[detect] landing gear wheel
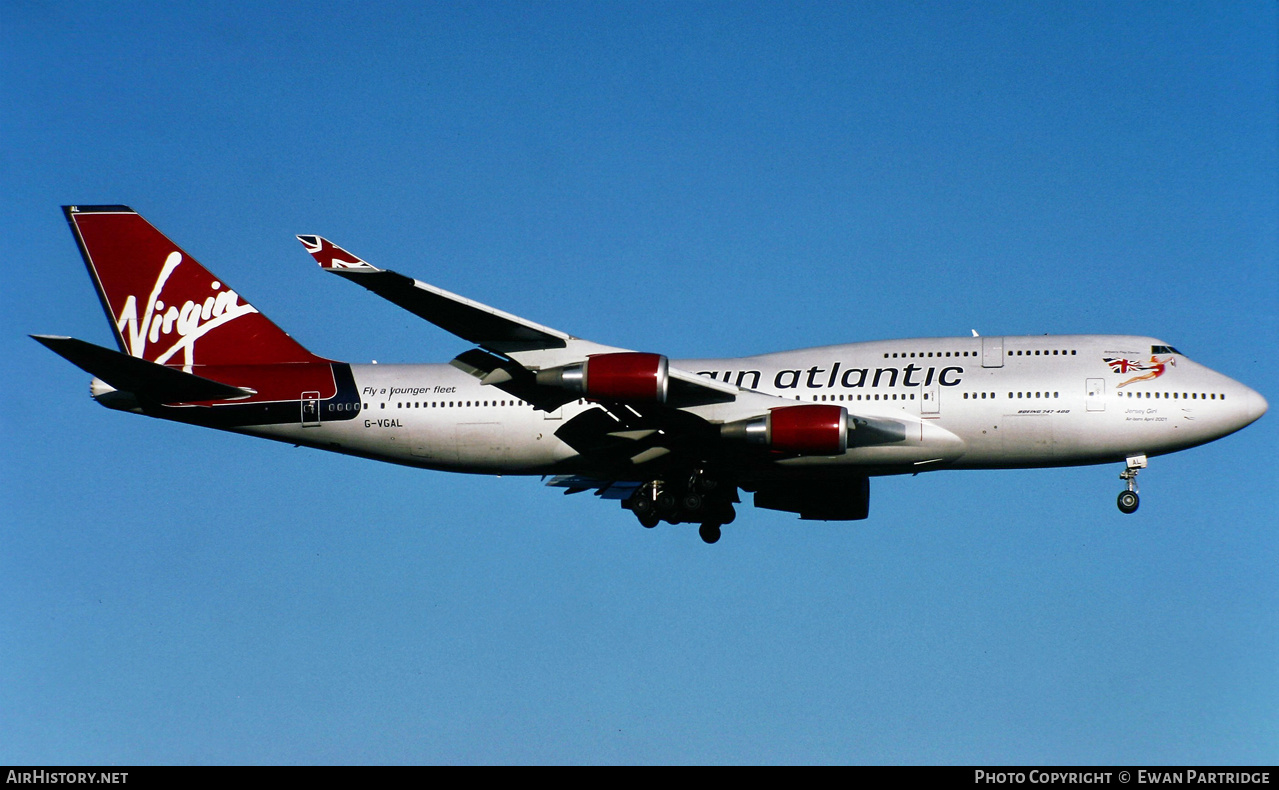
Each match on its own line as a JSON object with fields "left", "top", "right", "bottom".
{"left": 638, "top": 513, "right": 660, "bottom": 529}
{"left": 1117, "top": 454, "right": 1146, "bottom": 514}
{"left": 682, "top": 493, "right": 703, "bottom": 513}
{"left": 656, "top": 491, "right": 678, "bottom": 514}
{"left": 1117, "top": 490, "right": 1140, "bottom": 514}
{"left": 699, "top": 523, "right": 722, "bottom": 544}
{"left": 631, "top": 495, "right": 654, "bottom": 518}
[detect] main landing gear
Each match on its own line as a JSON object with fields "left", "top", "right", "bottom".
{"left": 626, "top": 472, "right": 737, "bottom": 544}
{"left": 1117, "top": 454, "right": 1147, "bottom": 514}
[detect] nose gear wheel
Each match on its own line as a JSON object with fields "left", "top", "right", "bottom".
{"left": 1116, "top": 454, "right": 1146, "bottom": 514}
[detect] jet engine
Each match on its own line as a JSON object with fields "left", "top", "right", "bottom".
{"left": 720, "top": 404, "right": 849, "bottom": 455}
{"left": 536, "top": 352, "right": 670, "bottom": 403}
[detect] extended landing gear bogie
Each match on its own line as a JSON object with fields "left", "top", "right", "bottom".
{"left": 625, "top": 473, "right": 737, "bottom": 543}
{"left": 1116, "top": 454, "right": 1147, "bottom": 515}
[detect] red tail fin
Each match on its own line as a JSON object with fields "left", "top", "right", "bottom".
{"left": 65, "top": 206, "right": 325, "bottom": 367}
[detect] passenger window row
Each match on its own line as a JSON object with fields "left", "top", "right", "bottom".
{"left": 811, "top": 393, "right": 915, "bottom": 402}
{"left": 364, "top": 399, "right": 535, "bottom": 410}
{"left": 883, "top": 351, "right": 975, "bottom": 359}
{"left": 1119, "top": 392, "right": 1223, "bottom": 400}
{"left": 879, "top": 348, "right": 1081, "bottom": 359}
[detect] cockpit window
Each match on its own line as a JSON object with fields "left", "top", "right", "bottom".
{"left": 1151, "top": 345, "right": 1181, "bottom": 355}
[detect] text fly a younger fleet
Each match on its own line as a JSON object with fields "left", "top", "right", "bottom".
{"left": 37, "top": 206, "right": 1267, "bottom": 543}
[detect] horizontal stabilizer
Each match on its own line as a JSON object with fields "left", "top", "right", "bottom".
{"left": 31, "top": 335, "right": 255, "bottom": 403}
{"left": 297, "top": 236, "right": 569, "bottom": 352}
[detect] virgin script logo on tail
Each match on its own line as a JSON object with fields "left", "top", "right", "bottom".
{"left": 114, "top": 251, "right": 258, "bottom": 368}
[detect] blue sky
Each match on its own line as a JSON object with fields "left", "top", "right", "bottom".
{"left": 2, "top": 1, "right": 1276, "bottom": 764}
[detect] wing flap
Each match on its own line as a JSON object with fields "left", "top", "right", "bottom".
{"left": 448, "top": 348, "right": 578, "bottom": 412}
{"left": 545, "top": 476, "right": 642, "bottom": 500}
{"left": 667, "top": 365, "right": 740, "bottom": 405}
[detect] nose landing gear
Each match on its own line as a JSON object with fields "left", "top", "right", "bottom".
{"left": 1117, "top": 489, "right": 1139, "bottom": 514}
{"left": 1117, "top": 454, "right": 1146, "bottom": 514}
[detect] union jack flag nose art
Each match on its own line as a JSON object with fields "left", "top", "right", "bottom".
{"left": 1105, "top": 357, "right": 1144, "bottom": 374}
{"left": 1107, "top": 355, "right": 1176, "bottom": 388}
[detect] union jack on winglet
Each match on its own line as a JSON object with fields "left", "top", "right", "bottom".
{"left": 296, "top": 235, "right": 377, "bottom": 271}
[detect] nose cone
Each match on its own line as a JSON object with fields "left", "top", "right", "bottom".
{"left": 1245, "top": 387, "right": 1268, "bottom": 426}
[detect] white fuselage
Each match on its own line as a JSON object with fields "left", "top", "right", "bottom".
{"left": 242, "top": 334, "right": 1266, "bottom": 480}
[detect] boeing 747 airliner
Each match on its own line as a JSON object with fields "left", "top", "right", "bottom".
{"left": 35, "top": 206, "right": 1267, "bottom": 543}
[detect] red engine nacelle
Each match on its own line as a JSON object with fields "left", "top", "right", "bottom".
{"left": 721, "top": 404, "right": 849, "bottom": 455}
{"left": 768, "top": 404, "right": 849, "bottom": 455}
{"left": 537, "top": 352, "right": 669, "bottom": 403}
{"left": 583, "top": 352, "right": 669, "bottom": 402}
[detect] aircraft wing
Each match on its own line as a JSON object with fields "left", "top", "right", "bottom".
{"left": 293, "top": 236, "right": 918, "bottom": 478}
{"left": 297, "top": 236, "right": 742, "bottom": 408}
{"left": 297, "top": 236, "right": 578, "bottom": 355}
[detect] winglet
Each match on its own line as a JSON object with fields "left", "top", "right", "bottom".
{"left": 297, "top": 236, "right": 378, "bottom": 271}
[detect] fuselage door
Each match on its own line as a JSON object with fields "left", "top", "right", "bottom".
{"left": 301, "top": 391, "right": 321, "bottom": 426}
{"left": 921, "top": 381, "right": 940, "bottom": 415}
{"left": 1086, "top": 379, "right": 1105, "bottom": 412}
{"left": 982, "top": 336, "right": 1004, "bottom": 368}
